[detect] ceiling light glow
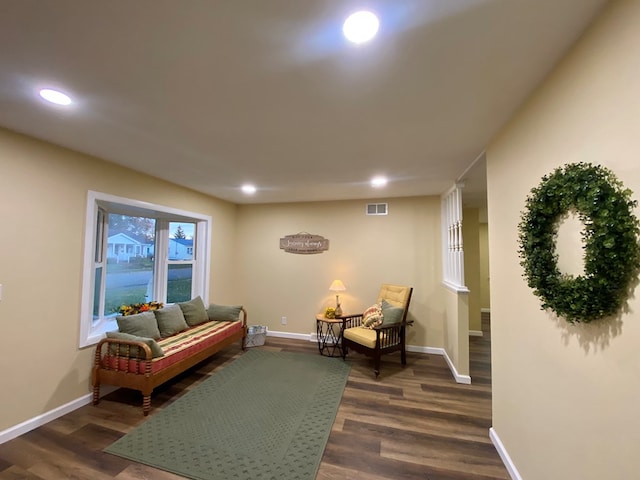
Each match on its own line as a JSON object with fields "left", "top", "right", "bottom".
{"left": 39, "top": 88, "right": 72, "bottom": 106}
{"left": 371, "top": 176, "right": 387, "bottom": 188}
{"left": 242, "top": 184, "right": 257, "bottom": 195}
{"left": 343, "top": 11, "right": 379, "bottom": 44}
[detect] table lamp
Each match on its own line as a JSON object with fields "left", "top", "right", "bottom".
{"left": 329, "top": 279, "right": 346, "bottom": 316}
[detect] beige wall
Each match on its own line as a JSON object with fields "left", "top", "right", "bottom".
{"left": 0, "top": 129, "right": 239, "bottom": 432}
{"left": 235, "top": 197, "right": 444, "bottom": 349}
{"left": 0, "top": 132, "right": 448, "bottom": 434}
{"left": 478, "top": 223, "right": 490, "bottom": 311}
{"left": 463, "top": 207, "right": 481, "bottom": 333}
{"left": 443, "top": 287, "right": 469, "bottom": 377}
{"left": 487, "top": 1, "right": 640, "bottom": 478}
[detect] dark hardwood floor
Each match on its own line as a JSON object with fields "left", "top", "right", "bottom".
{"left": 0, "top": 313, "right": 507, "bottom": 479}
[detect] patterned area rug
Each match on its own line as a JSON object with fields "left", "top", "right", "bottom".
{"left": 105, "top": 349, "right": 350, "bottom": 480}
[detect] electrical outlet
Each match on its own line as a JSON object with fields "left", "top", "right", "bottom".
{"left": 281, "top": 316, "right": 287, "bottom": 325}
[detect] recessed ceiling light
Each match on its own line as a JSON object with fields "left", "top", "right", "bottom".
{"left": 343, "top": 11, "right": 379, "bottom": 44}
{"left": 39, "top": 88, "right": 72, "bottom": 106}
{"left": 371, "top": 176, "right": 388, "bottom": 188}
{"left": 242, "top": 184, "right": 257, "bottom": 195}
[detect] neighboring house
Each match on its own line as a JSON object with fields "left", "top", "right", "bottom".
{"left": 168, "top": 238, "right": 194, "bottom": 261}
{"left": 107, "top": 232, "right": 153, "bottom": 262}
{"left": 107, "top": 233, "right": 192, "bottom": 262}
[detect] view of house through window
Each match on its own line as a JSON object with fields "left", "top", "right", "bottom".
{"left": 104, "top": 214, "right": 156, "bottom": 314}
{"left": 167, "top": 221, "right": 195, "bottom": 303}
{"left": 99, "top": 216, "right": 198, "bottom": 315}
{"left": 80, "top": 191, "right": 211, "bottom": 347}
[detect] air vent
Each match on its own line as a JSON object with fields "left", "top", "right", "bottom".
{"left": 366, "top": 203, "right": 388, "bottom": 215}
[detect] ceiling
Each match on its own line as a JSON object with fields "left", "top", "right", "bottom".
{"left": 0, "top": 0, "right": 608, "bottom": 205}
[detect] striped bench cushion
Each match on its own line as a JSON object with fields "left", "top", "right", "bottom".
{"left": 104, "top": 320, "right": 243, "bottom": 374}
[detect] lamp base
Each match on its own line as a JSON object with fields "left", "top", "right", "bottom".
{"left": 335, "top": 304, "right": 342, "bottom": 317}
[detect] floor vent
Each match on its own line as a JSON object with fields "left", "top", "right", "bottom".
{"left": 366, "top": 203, "right": 388, "bottom": 215}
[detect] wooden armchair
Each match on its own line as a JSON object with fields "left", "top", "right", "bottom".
{"left": 341, "top": 284, "right": 413, "bottom": 377}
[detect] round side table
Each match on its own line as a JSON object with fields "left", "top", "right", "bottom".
{"left": 315, "top": 314, "right": 344, "bottom": 357}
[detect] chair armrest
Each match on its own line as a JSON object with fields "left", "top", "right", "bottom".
{"left": 372, "top": 323, "right": 403, "bottom": 332}
{"left": 371, "top": 322, "right": 407, "bottom": 348}
{"left": 340, "top": 313, "right": 364, "bottom": 329}
{"left": 372, "top": 317, "right": 414, "bottom": 331}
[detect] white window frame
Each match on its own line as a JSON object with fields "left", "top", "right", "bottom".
{"left": 79, "top": 191, "right": 211, "bottom": 348}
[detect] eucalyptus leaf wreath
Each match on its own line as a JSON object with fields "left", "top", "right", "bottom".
{"left": 517, "top": 162, "right": 640, "bottom": 323}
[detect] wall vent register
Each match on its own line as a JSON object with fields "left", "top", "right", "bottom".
{"left": 366, "top": 203, "right": 388, "bottom": 215}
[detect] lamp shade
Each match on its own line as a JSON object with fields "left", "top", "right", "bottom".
{"left": 329, "top": 279, "right": 346, "bottom": 292}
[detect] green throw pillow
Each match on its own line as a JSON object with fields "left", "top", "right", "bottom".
{"left": 106, "top": 331, "right": 164, "bottom": 358}
{"left": 381, "top": 299, "right": 404, "bottom": 325}
{"left": 207, "top": 304, "right": 243, "bottom": 322}
{"left": 116, "top": 311, "right": 161, "bottom": 339}
{"left": 154, "top": 304, "right": 189, "bottom": 337}
{"left": 178, "top": 296, "right": 209, "bottom": 326}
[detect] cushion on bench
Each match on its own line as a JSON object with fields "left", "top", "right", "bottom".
{"left": 103, "top": 320, "right": 243, "bottom": 374}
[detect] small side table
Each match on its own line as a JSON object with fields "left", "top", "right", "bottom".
{"left": 316, "top": 314, "right": 345, "bottom": 357}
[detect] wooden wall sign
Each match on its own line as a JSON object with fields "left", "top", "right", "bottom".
{"left": 279, "top": 233, "right": 329, "bottom": 254}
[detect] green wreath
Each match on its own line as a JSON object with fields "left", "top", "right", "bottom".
{"left": 518, "top": 162, "right": 640, "bottom": 323}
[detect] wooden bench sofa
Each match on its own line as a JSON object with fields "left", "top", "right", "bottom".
{"left": 92, "top": 297, "right": 247, "bottom": 415}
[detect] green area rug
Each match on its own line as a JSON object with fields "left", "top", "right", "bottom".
{"left": 105, "top": 349, "right": 350, "bottom": 480}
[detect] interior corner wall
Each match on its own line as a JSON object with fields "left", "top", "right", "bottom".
{"left": 0, "top": 128, "right": 238, "bottom": 433}
{"left": 462, "top": 207, "right": 481, "bottom": 333}
{"left": 486, "top": 1, "right": 640, "bottom": 478}
{"left": 234, "top": 197, "right": 444, "bottom": 350}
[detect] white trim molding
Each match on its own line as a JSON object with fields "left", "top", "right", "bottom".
{"left": 2, "top": 336, "right": 473, "bottom": 446}
{"left": 267, "top": 330, "right": 311, "bottom": 342}
{"left": 270, "top": 331, "right": 471, "bottom": 384}
{"left": 469, "top": 330, "right": 484, "bottom": 337}
{"left": 0, "top": 386, "right": 117, "bottom": 445}
{"left": 481, "top": 308, "right": 491, "bottom": 314}
{"left": 441, "top": 280, "right": 470, "bottom": 294}
{"left": 406, "top": 345, "right": 471, "bottom": 384}
{"left": 489, "top": 427, "right": 522, "bottom": 480}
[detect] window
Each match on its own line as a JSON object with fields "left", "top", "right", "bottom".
{"left": 80, "top": 191, "right": 211, "bottom": 347}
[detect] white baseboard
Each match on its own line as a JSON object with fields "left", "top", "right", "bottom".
{"left": 0, "top": 386, "right": 118, "bottom": 445}
{"left": 406, "top": 344, "right": 447, "bottom": 355}
{"left": 406, "top": 345, "right": 471, "bottom": 384}
{"left": 270, "top": 331, "right": 471, "bottom": 384}
{"left": 469, "top": 330, "right": 484, "bottom": 337}
{"left": 1, "top": 332, "right": 472, "bottom": 445}
{"left": 266, "top": 330, "right": 312, "bottom": 341}
{"left": 489, "top": 427, "right": 522, "bottom": 480}
{"left": 441, "top": 348, "right": 472, "bottom": 384}
{"left": 481, "top": 308, "right": 491, "bottom": 313}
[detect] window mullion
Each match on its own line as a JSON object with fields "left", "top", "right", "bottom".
{"left": 195, "top": 220, "right": 209, "bottom": 303}
{"left": 98, "top": 208, "right": 108, "bottom": 319}
{"left": 155, "top": 220, "right": 169, "bottom": 303}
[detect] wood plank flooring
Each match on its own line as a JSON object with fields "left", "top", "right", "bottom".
{"left": 0, "top": 313, "right": 508, "bottom": 479}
